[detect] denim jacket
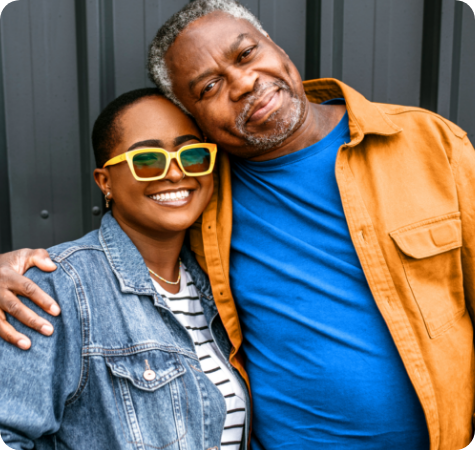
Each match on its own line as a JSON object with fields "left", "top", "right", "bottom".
{"left": 0, "top": 212, "right": 250, "bottom": 450}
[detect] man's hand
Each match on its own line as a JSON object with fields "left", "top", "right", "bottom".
{"left": 0, "top": 249, "right": 60, "bottom": 350}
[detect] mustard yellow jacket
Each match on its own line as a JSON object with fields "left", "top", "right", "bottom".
{"left": 190, "top": 78, "right": 475, "bottom": 450}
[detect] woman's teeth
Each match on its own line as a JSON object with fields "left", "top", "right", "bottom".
{"left": 150, "top": 190, "right": 190, "bottom": 202}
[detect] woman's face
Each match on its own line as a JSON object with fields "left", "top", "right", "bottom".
{"left": 94, "top": 96, "right": 214, "bottom": 236}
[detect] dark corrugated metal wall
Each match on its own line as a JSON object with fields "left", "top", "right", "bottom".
{"left": 0, "top": 0, "right": 474, "bottom": 252}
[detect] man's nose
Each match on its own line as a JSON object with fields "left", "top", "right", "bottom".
{"left": 165, "top": 159, "right": 185, "bottom": 182}
{"left": 229, "top": 68, "right": 259, "bottom": 102}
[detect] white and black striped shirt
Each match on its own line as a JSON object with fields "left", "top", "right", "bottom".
{"left": 152, "top": 265, "right": 246, "bottom": 449}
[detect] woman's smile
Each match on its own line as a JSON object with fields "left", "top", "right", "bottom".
{"left": 148, "top": 188, "right": 194, "bottom": 207}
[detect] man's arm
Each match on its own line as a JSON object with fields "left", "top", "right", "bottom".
{"left": 0, "top": 249, "right": 61, "bottom": 349}
{"left": 453, "top": 135, "right": 475, "bottom": 425}
{"left": 453, "top": 135, "right": 475, "bottom": 318}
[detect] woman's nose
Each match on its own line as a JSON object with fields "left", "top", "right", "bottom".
{"left": 165, "top": 159, "right": 185, "bottom": 182}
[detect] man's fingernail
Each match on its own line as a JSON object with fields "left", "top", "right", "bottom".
{"left": 50, "top": 304, "right": 61, "bottom": 315}
{"left": 40, "top": 324, "right": 54, "bottom": 335}
{"left": 18, "top": 339, "right": 31, "bottom": 350}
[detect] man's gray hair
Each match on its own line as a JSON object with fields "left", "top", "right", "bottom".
{"left": 148, "top": 0, "right": 265, "bottom": 113}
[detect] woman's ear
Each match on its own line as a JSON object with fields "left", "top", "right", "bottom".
{"left": 93, "top": 168, "right": 112, "bottom": 197}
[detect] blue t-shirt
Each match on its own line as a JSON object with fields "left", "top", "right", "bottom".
{"left": 229, "top": 101, "right": 429, "bottom": 449}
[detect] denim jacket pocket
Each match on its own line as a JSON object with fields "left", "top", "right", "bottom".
{"left": 106, "top": 349, "right": 189, "bottom": 450}
{"left": 390, "top": 212, "right": 465, "bottom": 338}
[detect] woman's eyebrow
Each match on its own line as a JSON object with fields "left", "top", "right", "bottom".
{"left": 173, "top": 134, "right": 201, "bottom": 146}
{"left": 128, "top": 139, "right": 164, "bottom": 151}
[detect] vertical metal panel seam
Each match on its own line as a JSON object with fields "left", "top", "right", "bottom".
{"left": 449, "top": 2, "right": 463, "bottom": 123}
{"left": 305, "top": 0, "right": 321, "bottom": 80}
{"left": 143, "top": 0, "right": 147, "bottom": 86}
{"left": 0, "top": 29, "right": 12, "bottom": 253}
{"left": 420, "top": 0, "right": 443, "bottom": 111}
{"left": 99, "top": 0, "right": 116, "bottom": 110}
{"left": 332, "top": 0, "right": 343, "bottom": 80}
{"left": 75, "top": 0, "right": 94, "bottom": 235}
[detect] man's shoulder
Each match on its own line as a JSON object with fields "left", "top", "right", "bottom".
{"left": 375, "top": 102, "right": 467, "bottom": 140}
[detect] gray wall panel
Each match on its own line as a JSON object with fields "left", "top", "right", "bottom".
{"left": 437, "top": 0, "right": 456, "bottom": 118}
{"left": 3, "top": 0, "right": 83, "bottom": 249}
{"left": 0, "top": 0, "right": 474, "bottom": 250}
{"left": 384, "top": 0, "right": 424, "bottom": 105}
{"left": 240, "top": 0, "right": 259, "bottom": 17}
{"left": 259, "top": 0, "right": 307, "bottom": 76}
{"left": 455, "top": 3, "right": 475, "bottom": 143}
{"left": 113, "top": 0, "right": 190, "bottom": 96}
{"left": 113, "top": 0, "right": 149, "bottom": 95}
{"left": 320, "top": 0, "right": 424, "bottom": 106}
{"left": 319, "top": 0, "right": 336, "bottom": 79}
{"left": 0, "top": 29, "right": 11, "bottom": 253}
{"left": 342, "top": 0, "right": 375, "bottom": 99}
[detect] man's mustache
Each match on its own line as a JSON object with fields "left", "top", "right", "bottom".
{"left": 236, "top": 80, "right": 291, "bottom": 131}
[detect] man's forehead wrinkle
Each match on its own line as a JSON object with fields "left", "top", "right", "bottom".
{"left": 189, "top": 68, "right": 216, "bottom": 93}
{"left": 225, "top": 33, "right": 251, "bottom": 59}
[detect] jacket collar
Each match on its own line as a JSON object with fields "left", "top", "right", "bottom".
{"left": 99, "top": 212, "right": 156, "bottom": 296}
{"left": 99, "top": 212, "right": 217, "bottom": 317}
{"left": 303, "top": 78, "right": 402, "bottom": 146}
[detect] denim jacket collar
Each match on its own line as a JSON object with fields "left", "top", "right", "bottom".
{"left": 99, "top": 212, "right": 217, "bottom": 319}
{"left": 99, "top": 212, "right": 156, "bottom": 296}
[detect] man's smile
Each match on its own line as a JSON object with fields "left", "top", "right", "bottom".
{"left": 247, "top": 89, "right": 283, "bottom": 124}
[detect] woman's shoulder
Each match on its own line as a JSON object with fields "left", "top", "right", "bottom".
{"left": 47, "top": 229, "right": 104, "bottom": 264}
{"left": 25, "top": 229, "right": 106, "bottom": 293}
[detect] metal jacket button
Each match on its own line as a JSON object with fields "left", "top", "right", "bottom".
{"left": 143, "top": 369, "right": 156, "bottom": 381}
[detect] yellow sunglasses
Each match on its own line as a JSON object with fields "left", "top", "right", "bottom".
{"left": 103, "top": 143, "right": 217, "bottom": 181}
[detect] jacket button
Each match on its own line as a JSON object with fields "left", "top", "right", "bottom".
{"left": 143, "top": 369, "right": 156, "bottom": 381}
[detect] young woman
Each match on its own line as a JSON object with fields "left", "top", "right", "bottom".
{"left": 0, "top": 88, "right": 249, "bottom": 450}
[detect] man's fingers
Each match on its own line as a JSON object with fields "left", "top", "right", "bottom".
{"left": 30, "top": 249, "right": 57, "bottom": 272}
{"left": 0, "top": 309, "right": 31, "bottom": 350}
{"left": 1, "top": 248, "right": 57, "bottom": 274}
{"left": 0, "top": 290, "right": 54, "bottom": 336}
{"left": 0, "top": 266, "right": 60, "bottom": 316}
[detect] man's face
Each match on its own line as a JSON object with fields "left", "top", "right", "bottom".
{"left": 164, "top": 12, "right": 307, "bottom": 159}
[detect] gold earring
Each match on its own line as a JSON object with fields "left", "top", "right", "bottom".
{"left": 105, "top": 192, "right": 111, "bottom": 208}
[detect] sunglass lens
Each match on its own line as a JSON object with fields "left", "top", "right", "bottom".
{"left": 180, "top": 148, "right": 211, "bottom": 174}
{"left": 132, "top": 152, "right": 167, "bottom": 178}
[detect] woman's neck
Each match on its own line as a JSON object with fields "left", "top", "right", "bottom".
{"left": 114, "top": 216, "right": 185, "bottom": 294}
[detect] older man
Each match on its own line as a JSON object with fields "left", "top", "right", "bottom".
{"left": 0, "top": 1, "right": 474, "bottom": 448}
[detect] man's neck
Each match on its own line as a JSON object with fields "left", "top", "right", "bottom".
{"left": 250, "top": 101, "right": 347, "bottom": 162}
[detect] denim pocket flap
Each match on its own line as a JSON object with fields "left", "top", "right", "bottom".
{"left": 106, "top": 350, "right": 186, "bottom": 391}
{"left": 389, "top": 213, "right": 462, "bottom": 259}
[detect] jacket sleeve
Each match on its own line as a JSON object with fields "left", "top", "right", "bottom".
{"left": 0, "top": 264, "right": 83, "bottom": 449}
{"left": 453, "top": 135, "right": 475, "bottom": 423}
{"left": 453, "top": 135, "right": 475, "bottom": 320}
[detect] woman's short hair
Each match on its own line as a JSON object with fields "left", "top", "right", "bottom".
{"left": 92, "top": 88, "right": 164, "bottom": 168}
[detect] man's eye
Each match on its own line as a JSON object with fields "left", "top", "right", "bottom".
{"left": 240, "top": 48, "right": 253, "bottom": 60}
{"left": 204, "top": 81, "right": 216, "bottom": 93}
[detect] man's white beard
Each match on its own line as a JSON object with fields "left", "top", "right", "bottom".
{"left": 235, "top": 81, "right": 306, "bottom": 152}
